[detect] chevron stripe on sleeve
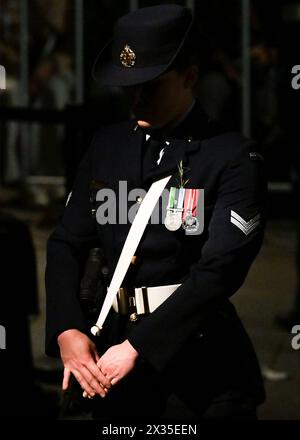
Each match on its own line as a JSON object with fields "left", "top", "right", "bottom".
{"left": 230, "top": 210, "right": 261, "bottom": 236}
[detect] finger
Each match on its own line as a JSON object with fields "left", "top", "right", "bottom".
{"left": 87, "top": 361, "right": 112, "bottom": 389}
{"left": 82, "top": 390, "right": 94, "bottom": 399}
{"left": 110, "top": 377, "right": 119, "bottom": 386}
{"left": 97, "top": 359, "right": 111, "bottom": 378}
{"left": 62, "top": 367, "right": 71, "bottom": 390}
{"left": 80, "top": 365, "right": 108, "bottom": 397}
{"left": 96, "top": 360, "right": 112, "bottom": 385}
{"left": 72, "top": 369, "right": 98, "bottom": 398}
{"left": 96, "top": 358, "right": 102, "bottom": 369}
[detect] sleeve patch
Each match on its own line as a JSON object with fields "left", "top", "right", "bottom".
{"left": 230, "top": 210, "right": 260, "bottom": 235}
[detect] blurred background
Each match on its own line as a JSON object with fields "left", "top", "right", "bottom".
{"left": 0, "top": 0, "right": 299, "bottom": 419}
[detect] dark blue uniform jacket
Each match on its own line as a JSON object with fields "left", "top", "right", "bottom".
{"left": 46, "top": 101, "right": 266, "bottom": 404}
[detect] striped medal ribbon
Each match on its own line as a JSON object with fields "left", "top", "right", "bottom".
{"left": 164, "top": 186, "right": 185, "bottom": 231}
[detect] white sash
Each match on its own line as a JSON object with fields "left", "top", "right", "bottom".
{"left": 91, "top": 174, "right": 172, "bottom": 336}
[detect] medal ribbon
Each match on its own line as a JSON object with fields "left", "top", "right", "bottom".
{"left": 183, "top": 189, "right": 199, "bottom": 219}
{"left": 167, "top": 187, "right": 176, "bottom": 210}
{"left": 167, "top": 187, "right": 185, "bottom": 211}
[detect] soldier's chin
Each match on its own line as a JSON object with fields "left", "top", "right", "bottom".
{"left": 133, "top": 111, "right": 159, "bottom": 128}
{"left": 136, "top": 115, "right": 161, "bottom": 129}
{"left": 137, "top": 120, "right": 152, "bottom": 128}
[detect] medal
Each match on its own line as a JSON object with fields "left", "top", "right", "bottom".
{"left": 164, "top": 187, "right": 185, "bottom": 231}
{"left": 183, "top": 210, "right": 200, "bottom": 232}
{"left": 182, "top": 189, "right": 200, "bottom": 232}
{"left": 165, "top": 210, "right": 182, "bottom": 231}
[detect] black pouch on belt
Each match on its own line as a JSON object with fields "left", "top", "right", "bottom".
{"left": 78, "top": 247, "right": 109, "bottom": 323}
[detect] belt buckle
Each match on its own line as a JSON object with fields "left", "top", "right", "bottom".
{"left": 117, "top": 287, "right": 138, "bottom": 322}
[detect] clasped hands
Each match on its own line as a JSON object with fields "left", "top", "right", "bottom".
{"left": 58, "top": 329, "right": 139, "bottom": 399}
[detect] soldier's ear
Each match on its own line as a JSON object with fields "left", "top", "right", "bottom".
{"left": 184, "top": 65, "right": 199, "bottom": 90}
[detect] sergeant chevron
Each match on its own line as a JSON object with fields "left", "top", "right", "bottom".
{"left": 230, "top": 210, "right": 260, "bottom": 235}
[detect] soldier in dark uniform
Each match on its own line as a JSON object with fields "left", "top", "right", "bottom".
{"left": 46, "top": 5, "right": 266, "bottom": 420}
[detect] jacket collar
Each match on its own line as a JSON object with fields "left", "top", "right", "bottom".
{"left": 135, "top": 100, "right": 210, "bottom": 184}
{"left": 141, "top": 137, "right": 196, "bottom": 183}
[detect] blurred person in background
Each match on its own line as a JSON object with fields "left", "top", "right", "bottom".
{"left": 0, "top": 212, "right": 58, "bottom": 418}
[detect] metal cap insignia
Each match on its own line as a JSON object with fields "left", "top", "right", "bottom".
{"left": 120, "top": 44, "right": 136, "bottom": 68}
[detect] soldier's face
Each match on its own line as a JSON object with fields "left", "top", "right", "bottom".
{"left": 125, "top": 67, "right": 197, "bottom": 129}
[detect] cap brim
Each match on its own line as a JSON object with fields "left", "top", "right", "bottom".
{"left": 92, "top": 40, "right": 171, "bottom": 87}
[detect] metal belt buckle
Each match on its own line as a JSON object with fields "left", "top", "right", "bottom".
{"left": 116, "top": 287, "right": 138, "bottom": 321}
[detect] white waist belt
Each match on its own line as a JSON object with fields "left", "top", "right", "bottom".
{"left": 112, "top": 283, "right": 181, "bottom": 317}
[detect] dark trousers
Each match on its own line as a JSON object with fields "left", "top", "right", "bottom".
{"left": 92, "top": 354, "right": 257, "bottom": 421}
{"left": 92, "top": 315, "right": 259, "bottom": 421}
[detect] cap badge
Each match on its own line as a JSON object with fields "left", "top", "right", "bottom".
{"left": 120, "top": 44, "right": 136, "bottom": 68}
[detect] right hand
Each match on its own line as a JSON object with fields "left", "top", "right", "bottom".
{"left": 57, "top": 329, "right": 112, "bottom": 398}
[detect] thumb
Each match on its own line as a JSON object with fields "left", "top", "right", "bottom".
{"left": 62, "top": 367, "right": 71, "bottom": 390}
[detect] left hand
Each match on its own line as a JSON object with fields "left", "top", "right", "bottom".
{"left": 97, "top": 339, "right": 139, "bottom": 386}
